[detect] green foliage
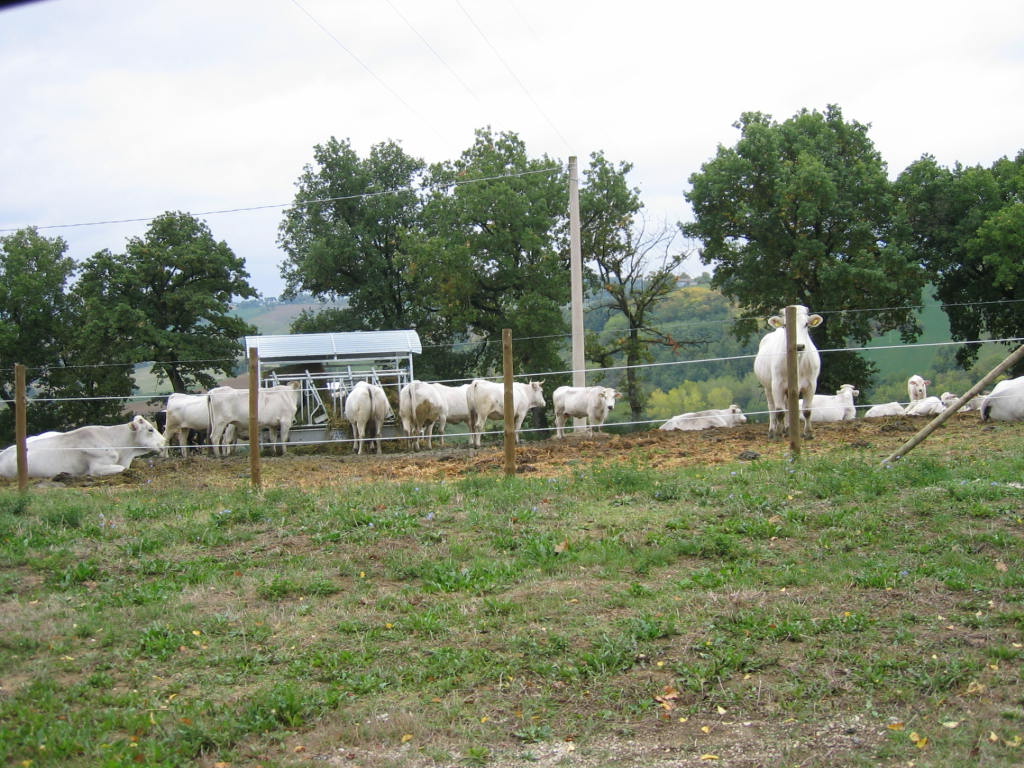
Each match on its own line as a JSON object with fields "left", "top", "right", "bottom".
{"left": 74, "top": 212, "right": 257, "bottom": 394}
{"left": 683, "top": 104, "right": 927, "bottom": 392}
{"left": 896, "top": 150, "right": 1024, "bottom": 371}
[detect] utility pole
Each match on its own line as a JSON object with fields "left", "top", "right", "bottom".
{"left": 568, "top": 156, "right": 586, "bottom": 428}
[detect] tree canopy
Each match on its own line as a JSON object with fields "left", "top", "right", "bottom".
{"left": 682, "top": 105, "right": 927, "bottom": 392}
{"left": 896, "top": 150, "right": 1024, "bottom": 370}
{"left": 76, "top": 211, "right": 257, "bottom": 393}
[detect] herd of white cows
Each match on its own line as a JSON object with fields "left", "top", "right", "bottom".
{"left": 3, "top": 306, "right": 1024, "bottom": 478}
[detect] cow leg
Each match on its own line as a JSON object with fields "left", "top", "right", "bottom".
{"left": 764, "top": 387, "right": 780, "bottom": 439}
{"left": 554, "top": 410, "right": 566, "bottom": 439}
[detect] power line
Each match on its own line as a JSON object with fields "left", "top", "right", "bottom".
{"left": 0, "top": 167, "right": 562, "bottom": 233}
{"left": 383, "top": 0, "right": 480, "bottom": 102}
{"left": 454, "top": 0, "right": 573, "bottom": 153}
{"left": 289, "top": 0, "right": 445, "bottom": 142}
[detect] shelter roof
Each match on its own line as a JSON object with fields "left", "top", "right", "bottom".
{"left": 243, "top": 330, "right": 422, "bottom": 364}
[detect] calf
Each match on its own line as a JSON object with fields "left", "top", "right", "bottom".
{"left": 804, "top": 384, "right": 859, "bottom": 422}
{"left": 863, "top": 402, "right": 906, "bottom": 418}
{"left": 752, "top": 305, "right": 823, "bottom": 439}
{"left": 907, "top": 375, "right": 931, "bottom": 403}
{"left": 904, "top": 395, "right": 945, "bottom": 416}
{"left": 0, "top": 415, "right": 165, "bottom": 478}
{"left": 552, "top": 386, "right": 620, "bottom": 438}
{"left": 659, "top": 405, "right": 747, "bottom": 432}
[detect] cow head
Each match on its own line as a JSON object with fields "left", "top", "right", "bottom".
{"left": 130, "top": 415, "right": 167, "bottom": 453}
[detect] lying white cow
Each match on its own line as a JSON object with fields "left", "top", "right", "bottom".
{"left": 981, "top": 376, "right": 1024, "bottom": 421}
{"left": 399, "top": 380, "right": 447, "bottom": 451}
{"left": 904, "top": 395, "right": 945, "bottom": 416}
{"left": 465, "top": 379, "right": 546, "bottom": 448}
{"left": 804, "top": 384, "right": 859, "bottom": 423}
{"left": 907, "top": 375, "right": 931, "bottom": 403}
{"left": 753, "top": 305, "right": 823, "bottom": 439}
{"left": 659, "top": 405, "right": 747, "bottom": 431}
{"left": 163, "top": 392, "right": 210, "bottom": 456}
{"left": 0, "top": 415, "right": 165, "bottom": 479}
{"left": 345, "top": 380, "right": 392, "bottom": 454}
{"left": 207, "top": 382, "right": 301, "bottom": 456}
{"left": 940, "top": 391, "right": 981, "bottom": 413}
{"left": 553, "top": 386, "right": 620, "bottom": 438}
{"left": 863, "top": 402, "right": 906, "bottom": 418}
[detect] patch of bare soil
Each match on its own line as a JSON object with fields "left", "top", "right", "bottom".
{"left": 9, "top": 412, "right": 1010, "bottom": 493}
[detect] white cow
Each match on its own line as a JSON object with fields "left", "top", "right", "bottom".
{"left": 981, "top": 376, "right": 1024, "bottom": 421}
{"left": 659, "top": 405, "right": 747, "bottom": 431}
{"left": 398, "top": 380, "right": 447, "bottom": 451}
{"left": 863, "top": 402, "right": 906, "bottom": 418}
{"left": 430, "top": 382, "right": 473, "bottom": 444}
{"left": 207, "top": 382, "right": 301, "bottom": 456}
{"left": 904, "top": 395, "right": 945, "bottom": 416}
{"left": 465, "top": 379, "right": 546, "bottom": 448}
{"left": 344, "top": 380, "right": 392, "bottom": 455}
{"left": 753, "top": 305, "right": 823, "bottom": 439}
{"left": 907, "top": 375, "right": 931, "bottom": 403}
{"left": 552, "top": 386, "right": 620, "bottom": 438}
{"left": 804, "top": 384, "right": 859, "bottom": 423}
{"left": 940, "top": 391, "right": 981, "bottom": 413}
{"left": 0, "top": 415, "right": 165, "bottom": 479}
{"left": 163, "top": 392, "right": 210, "bottom": 456}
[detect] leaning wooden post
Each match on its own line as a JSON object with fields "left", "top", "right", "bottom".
{"left": 883, "top": 343, "right": 1024, "bottom": 465}
{"left": 248, "top": 347, "right": 262, "bottom": 490}
{"left": 502, "top": 329, "right": 516, "bottom": 476}
{"left": 785, "top": 305, "right": 802, "bottom": 457}
{"left": 14, "top": 364, "right": 28, "bottom": 493}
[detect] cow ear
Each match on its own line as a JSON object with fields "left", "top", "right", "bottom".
{"left": 130, "top": 417, "right": 140, "bottom": 431}
{"left": 808, "top": 314, "right": 823, "bottom": 327}
{"left": 767, "top": 315, "right": 784, "bottom": 329}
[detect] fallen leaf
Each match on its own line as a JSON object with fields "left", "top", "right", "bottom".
{"left": 554, "top": 539, "right": 569, "bottom": 554}
{"left": 941, "top": 721, "right": 959, "bottom": 728}
{"left": 701, "top": 725, "right": 711, "bottom": 734}
{"left": 401, "top": 734, "right": 413, "bottom": 743}
{"left": 887, "top": 722, "right": 906, "bottom": 731}
{"left": 700, "top": 755, "right": 719, "bottom": 760}
{"left": 989, "top": 732, "right": 1000, "bottom": 743}
{"left": 996, "top": 560, "right": 1008, "bottom": 572}
{"left": 716, "top": 706, "right": 727, "bottom": 715}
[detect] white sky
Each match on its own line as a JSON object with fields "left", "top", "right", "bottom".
{"left": 2, "top": 0, "right": 1022, "bottom": 298}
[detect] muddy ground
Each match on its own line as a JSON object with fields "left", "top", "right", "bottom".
{"left": 18, "top": 412, "right": 1015, "bottom": 492}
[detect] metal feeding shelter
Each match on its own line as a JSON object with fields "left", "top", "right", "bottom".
{"left": 243, "top": 330, "right": 422, "bottom": 442}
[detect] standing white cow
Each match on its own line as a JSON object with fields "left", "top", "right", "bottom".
{"left": 659, "top": 405, "right": 747, "bottom": 431}
{"left": 345, "top": 380, "right": 392, "bottom": 454}
{"left": 0, "top": 415, "right": 165, "bottom": 479}
{"left": 907, "top": 375, "right": 931, "bottom": 403}
{"left": 431, "top": 382, "right": 473, "bottom": 444}
{"left": 398, "top": 380, "right": 447, "bottom": 451}
{"left": 804, "top": 384, "right": 859, "bottom": 423}
{"left": 552, "top": 386, "right": 620, "bottom": 438}
{"left": 753, "top": 305, "right": 823, "bottom": 439}
{"left": 163, "top": 392, "right": 210, "bottom": 456}
{"left": 465, "top": 379, "right": 546, "bottom": 448}
{"left": 981, "top": 376, "right": 1024, "bottom": 421}
{"left": 207, "top": 382, "right": 301, "bottom": 456}
{"left": 864, "top": 402, "right": 906, "bottom": 418}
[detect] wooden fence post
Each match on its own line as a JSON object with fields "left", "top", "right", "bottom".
{"left": 785, "top": 305, "right": 801, "bottom": 457}
{"left": 248, "top": 347, "right": 262, "bottom": 490}
{"left": 502, "top": 329, "right": 516, "bottom": 476}
{"left": 15, "top": 364, "right": 28, "bottom": 492}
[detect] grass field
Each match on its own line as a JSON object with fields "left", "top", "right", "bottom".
{"left": 1, "top": 424, "right": 1023, "bottom": 767}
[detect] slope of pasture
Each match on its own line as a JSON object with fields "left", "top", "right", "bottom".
{"left": 1, "top": 414, "right": 1023, "bottom": 768}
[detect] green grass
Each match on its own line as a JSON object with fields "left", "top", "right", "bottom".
{"left": 2, "top": 436, "right": 1024, "bottom": 767}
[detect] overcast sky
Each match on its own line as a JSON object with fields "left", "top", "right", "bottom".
{"left": 2, "top": 0, "right": 1022, "bottom": 298}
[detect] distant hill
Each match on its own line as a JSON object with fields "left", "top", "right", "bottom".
{"left": 230, "top": 296, "right": 347, "bottom": 335}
